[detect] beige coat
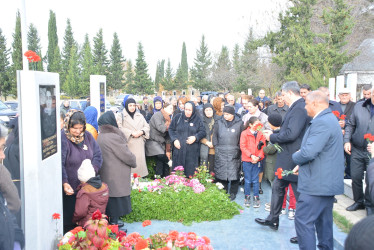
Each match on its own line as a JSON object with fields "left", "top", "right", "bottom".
{"left": 117, "top": 109, "right": 150, "bottom": 177}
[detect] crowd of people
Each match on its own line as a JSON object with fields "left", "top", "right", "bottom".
{"left": 1, "top": 80, "right": 374, "bottom": 249}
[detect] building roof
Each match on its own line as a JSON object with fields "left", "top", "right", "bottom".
{"left": 340, "top": 39, "right": 374, "bottom": 73}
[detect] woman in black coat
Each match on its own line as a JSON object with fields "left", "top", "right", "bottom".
{"left": 169, "top": 101, "right": 206, "bottom": 177}
{"left": 213, "top": 105, "right": 243, "bottom": 201}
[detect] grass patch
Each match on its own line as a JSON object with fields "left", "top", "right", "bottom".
{"left": 333, "top": 211, "right": 354, "bottom": 233}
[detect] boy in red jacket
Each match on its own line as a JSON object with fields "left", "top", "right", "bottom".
{"left": 240, "top": 117, "right": 266, "bottom": 208}
{"left": 73, "top": 159, "right": 109, "bottom": 227}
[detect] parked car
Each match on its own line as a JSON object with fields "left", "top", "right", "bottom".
{"left": 4, "top": 101, "right": 18, "bottom": 111}
{"left": 0, "top": 100, "right": 18, "bottom": 127}
{"left": 61, "top": 99, "right": 87, "bottom": 111}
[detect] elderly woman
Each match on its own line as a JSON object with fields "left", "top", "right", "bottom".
{"left": 97, "top": 111, "right": 136, "bottom": 228}
{"left": 200, "top": 103, "right": 218, "bottom": 174}
{"left": 169, "top": 101, "right": 206, "bottom": 177}
{"left": 61, "top": 110, "right": 102, "bottom": 233}
{"left": 146, "top": 96, "right": 163, "bottom": 123}
{"left": 84, "top": 106, "right": 99, "bottom": 140}
{"left": 146, "top": 103, "right": 174, "bottom": 177}
{"left": 118, "top": 97, "right": 150, "bottom": 177}
{"left": 213, "top": 105, "right": 244, "bottom": 201}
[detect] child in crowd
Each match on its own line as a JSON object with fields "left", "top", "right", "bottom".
{"left": 240, "top": 116, "right": 266, "bottom": 208}
{"left": 73, "top": 159, "right": 109, "bottom": 227}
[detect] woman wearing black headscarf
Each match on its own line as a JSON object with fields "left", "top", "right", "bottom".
{"left": 97, "top": 111, "right": 136, "bottom": 228}
{"left": 169, "top": 101, "right": 206, "bottom": 177}
{"left": 199, "top": 103, "right": 218, "bottom": 174}
{"left": 117, "top": 98, "right": 150, "bottom": 177}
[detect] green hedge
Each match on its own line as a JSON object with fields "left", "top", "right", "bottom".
{"left": 122, "top": 186, "right": 242, "bottom": 225}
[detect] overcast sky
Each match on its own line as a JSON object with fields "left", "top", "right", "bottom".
{"left": 0, "top": 0, "right": 288, "bottom": 77}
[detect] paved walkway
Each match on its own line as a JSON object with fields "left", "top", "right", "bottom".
{"left": 124, "top": 181, "right": 347, "bottom": 250}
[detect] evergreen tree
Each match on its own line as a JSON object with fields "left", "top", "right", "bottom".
{"left": 180, "top": 42, "right": 188, "bottom": 83}
{"left": 162, "top": 59, "right": 174, "bottom": 92}
{"left": 211, "top": 46, "right": 234, "bottom": 91}
{"left": 80, "top": 34, "right": 93, "bottom": 96}
{"left": 190, "top": 35, "right": 211, "bottom": 91}
{"left": 266, "top": 0, "right": 354, "bottom": 87}
{"left": 27, "top": 23, "right": 43, "bottom": 71}
{"left": 47, "top": 10, "right": 60, "bottom": 72}
{"left": 234, "top": 29, "right": 260, "bottom": 92}
{"left": 61, "top": 19, "right": 76, "bottom": 83}
{"left": 64, "top": 46, "right": 80, "bottom": 97}
{"left": 92, "top": 28, "right": 109, "bottom": 75}
{"left": 108, "top": 32, "right": 125, "bottom": 91}
{"left": 0, "top": 29, "right": 11, "bottom": 98}
{"left": 154, "top": 59, "right": 165, "bottom": 92}
{"left": 8, "top": 11, "right": 22, "bottom": 98}
{"left": 134, "top": 42, "right": 153, "bottom": 94}
{"left": 124, "top": 60, "right": 135, "bottom": 92}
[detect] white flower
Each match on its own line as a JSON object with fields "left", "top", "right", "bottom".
{"left": 216, "top": 182, "right": 224, "bottom": 190}
{"left": 206, "top": 179, "right": 213, "bottom": 183}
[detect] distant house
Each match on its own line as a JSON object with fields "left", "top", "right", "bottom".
{"left": 340, "top": 39, "right": 374, "bottom": 86}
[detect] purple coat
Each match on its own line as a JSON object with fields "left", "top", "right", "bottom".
{"left": 61, "top": 130, "right": 103, "bottom": 191}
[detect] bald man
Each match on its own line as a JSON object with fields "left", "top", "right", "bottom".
{"left": 292, "top": 91, "right": 344, "bottom": 249}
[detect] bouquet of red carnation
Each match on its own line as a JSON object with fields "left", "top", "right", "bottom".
{"left": 253, "top": 122, "right": 263, "bottom": 132}
{"left": 332, "top": 111, "right": 346, "bottom": 120}
{"left": 364, "top": 133, "right": 374, "bottom": 143}
{"left": 275, "top": 168, "right": 295, "bottom": 179}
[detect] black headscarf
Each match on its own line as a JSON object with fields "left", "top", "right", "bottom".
{"left": 98, "top": 111, "right": 118, "bottom": 128}
{"left": 182, "top": 101, "right": 197, "bottom": 122}
{"left": 202, "top": 103, "right": 215, "bottom": 139}
{"left": 125, "top": 98, "right": 136, "bottom": 119}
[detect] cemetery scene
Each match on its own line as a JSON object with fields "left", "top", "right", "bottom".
{"left": 1, "top": 0, "right": 374, "bottom": 249}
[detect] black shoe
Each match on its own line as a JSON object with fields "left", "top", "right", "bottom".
{"left": 259, "top": 188, "right": 263, "bottom": 194}
{"left": 290, "top": 236, "right": 298, "bottom": 244}
{"left": 366, "top": 207, "right": 374, "bottom": 216}
{"left": 255, "top": 218, "right": 279, "bottom": 230}
{"left": 346, "top": 202, "right": 365, "bottom": 211}
{"left": 229, "top": 193, "right": 236, "bottom": 201}
{"left": 109, "top": 217, "right": 125, "bottom": 228}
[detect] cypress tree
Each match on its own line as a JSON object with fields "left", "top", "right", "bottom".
{"left": 27, "top": 23, "right": 43, "bottom": 71}
{"left": 190, "top": 35, "right": 211, "bottom": 91}
{"left": 0, "top": 29, "right": 11, "bottom": 98}
{"left": 9, "top": 11, "right": 22, "bottom": 98}
{"left": 47, "top": 10, "right": 60, "bottom": 72}
{"left": 64, "top": 46, "right": 80, "bottom": 97}
{"left": 61, "top": 19, "right": 76, "bottom": 83}
{"left": 80, "top": 34, "right": 93, "bottom": 96}
{"left": 124, "top": 60, "right": 135, "bottom": 93}
{"left": 108, "top": 32, "right": 125, "bottom": 91}
{"left": 154, "top": 59, "right": 165, "bottom": 92}
{"left": 180, "top": 42, "right": 188, "bottom": 83}
{"left": 92, "top": 28, "right": 109, "bottom": 75}
{"left": 162, "top": 59, "right": 174, "bottom": 92}
{"left": 134, "top": 42, "right": 153, "bottom": 94}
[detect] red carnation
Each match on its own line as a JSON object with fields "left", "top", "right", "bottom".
{"left": 340, "top": 114, "right": 346, "bottom": 120}
{"left": 52, "top": 213, "right": 61, "bottom": 220}
{"left": 133, "top": 173, "right": 138, "bottom": 178}
{"left": 142, "top": 220, "right": 152, "bottom": 227}
{"left": 332, "top": 111, "right": 340, "bottom": 118}
{"left": 275, "top": 168, "right": 283, "bottom": 179}
{"left": 91, "top": 209, "right": 102, "bottom": 220}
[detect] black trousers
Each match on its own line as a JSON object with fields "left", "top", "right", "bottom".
{"left": 155, "top": 154, "right": 170, "bottom": 177}
{"left": 350, "top": 145, "right": 372, "bottom": 206}
{"left": 63, "top": 193, "right": 76, "bottom": 234}
{"left": 266, "top": 177, "right": 299, "bottom": 223}
{"left": 216, "top": 178, "right": 239, "bottom": 195}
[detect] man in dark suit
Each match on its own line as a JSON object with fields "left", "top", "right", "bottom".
{"left": 292, "top": 90, "right": 344, "bottom": 249}
{"left": 338, "top": 88, "right": 356, "bottom": 179}
{"left": 255, "top": 81, "right": 309, "bottom": 233}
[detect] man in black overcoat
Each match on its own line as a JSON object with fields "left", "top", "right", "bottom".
{"left": 255, "top": 81, "right": 310, "bottom": 239}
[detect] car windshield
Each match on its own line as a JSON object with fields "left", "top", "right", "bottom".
{"left": 69, "top": 101, "right": 80, "bottom": 109}
{"left": 0, "top": 101, "right": 9, "bottom": 110}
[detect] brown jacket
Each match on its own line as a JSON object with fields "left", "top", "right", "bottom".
{"left": 98, "top": 125, "right": 137, "bottom": 197}
{"left": 73, "top": 179, "right": 109, "bottom": 227}
{"left": 0, "top": 164, "right": 20, "bottom": 213}
{"left": 116, "top": 109, "right": 150, "bottom": 177}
